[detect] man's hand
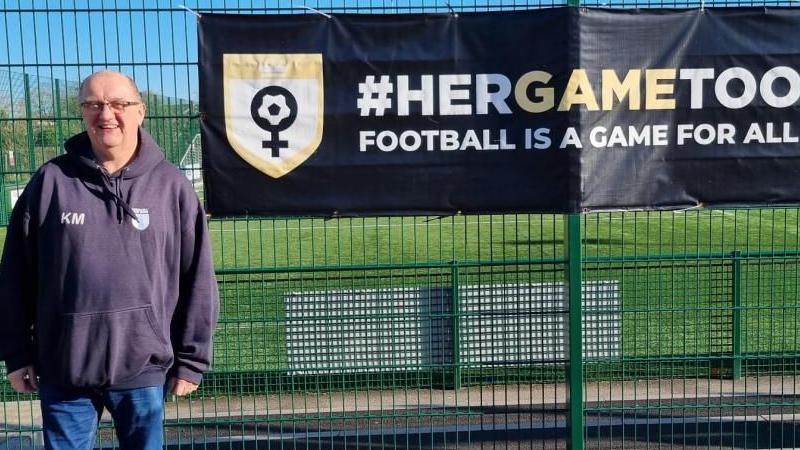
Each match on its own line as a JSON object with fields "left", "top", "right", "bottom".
{"left": 7, "top": 366, "right": 38, "bottom": 393}
{"left": 168, "top": 377, "right": 199, "bottom": 396}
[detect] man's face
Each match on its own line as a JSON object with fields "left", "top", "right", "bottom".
{"left": 79, "top": 72, "right": 145, "bottom": 156}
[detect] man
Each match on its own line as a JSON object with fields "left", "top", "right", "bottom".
{"left": 0, "top": 70, "right": 219, "bottom": 449}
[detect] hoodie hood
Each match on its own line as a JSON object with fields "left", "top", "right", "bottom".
{"left": 63, "top": 128, "right": 165, "bottom": 223}
{"left": 64, "top": 128, "right": 165, "bottom": 179}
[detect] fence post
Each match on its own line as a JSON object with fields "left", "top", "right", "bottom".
{"left": 566, "top": 214, "right": 584, "bottom": 450}
{"left": 0, "top": 106, "right": 5, "bottom": 225}
{"left": 54, "top": 79, "right": 63, "bottom": 149}
{"left": 451, "top": 260, "right": 462, "bottom": 390}
{"left": 732, "top": 251, "right": 742, "bottom": 380}
{"left": 23, "top": 74, "right": 36, "bottom": 173}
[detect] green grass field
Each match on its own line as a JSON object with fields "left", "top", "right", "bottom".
{"left": 202, "top": 209, "right": 800, "bottom": 381}
{"left": 208, "top": 209, "right": 800, "bottom": 269}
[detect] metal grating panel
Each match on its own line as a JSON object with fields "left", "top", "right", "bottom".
{"left": 285, "top": 281, "right": 620, "bottom": 374}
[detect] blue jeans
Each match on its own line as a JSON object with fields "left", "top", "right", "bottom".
{"left": 39, "top": 384, "right": 164, "bottom": 450}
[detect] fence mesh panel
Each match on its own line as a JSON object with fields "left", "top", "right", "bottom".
{"left": 1, "top": 1, "right": 799, "bottom": 449}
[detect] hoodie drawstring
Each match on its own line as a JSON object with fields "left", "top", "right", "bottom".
{"left": 98, "top": 165, "right": 136, "bottom": 224}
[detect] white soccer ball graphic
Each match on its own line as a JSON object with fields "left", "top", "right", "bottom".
{"left": 257, "top": 94, "right": 291, "bottom": 127}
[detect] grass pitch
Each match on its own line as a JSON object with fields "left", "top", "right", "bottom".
{"left": 204, "top": 209, "right": 800, "bottom": 377}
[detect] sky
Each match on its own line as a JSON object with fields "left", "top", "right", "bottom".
{"left": 0, "top": 0, "right": 797, "bottom": 101}
{"left": 2, "top": 0, "right": 204, "bottom": 101}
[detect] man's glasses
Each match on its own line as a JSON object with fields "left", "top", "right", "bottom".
{"left": 80, "top": 100, "right": 141, "bottom": 113}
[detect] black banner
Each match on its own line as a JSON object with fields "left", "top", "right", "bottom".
{"left": 199, "top": 8, "right": 800, "bottom": 216}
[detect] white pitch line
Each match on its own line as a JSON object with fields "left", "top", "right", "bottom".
{"left": 208, "top": 218, "right": 563, "bottom": 233}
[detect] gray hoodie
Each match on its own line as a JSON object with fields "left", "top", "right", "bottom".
{"left": 0, "top": 129, "right": 219, "bottom": 389}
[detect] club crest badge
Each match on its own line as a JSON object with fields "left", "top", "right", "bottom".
{"left": 223, "top": 53, "right": 324, "bottom": 178}
{"left": 131, "top": 208, "right": 150, "bottom": 231}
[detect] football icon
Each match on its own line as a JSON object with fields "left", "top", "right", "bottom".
{"left": 257, "top": 94, "right": 292, "bottom": 127}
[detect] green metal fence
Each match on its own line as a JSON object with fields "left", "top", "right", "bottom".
{"left": 2, "top": 1, "right": 800, "bottom": 449}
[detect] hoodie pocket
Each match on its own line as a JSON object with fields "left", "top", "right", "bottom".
{"left": 56, "top": 305, "right": 173, "bottom": 387}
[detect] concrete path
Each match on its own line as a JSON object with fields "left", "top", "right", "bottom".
{"left": 1, "top": 375, "right": 797, "bottom": 428}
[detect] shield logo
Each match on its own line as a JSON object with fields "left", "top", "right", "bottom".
{"left": 224, "top": 53, "right": 324, "bottom": 178}
{"left": 131, "top": 208, "right": 150, "bottom": 231}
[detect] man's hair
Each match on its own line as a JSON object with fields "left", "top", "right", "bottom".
{"left": 78, "top": 71, "right": 142, "bottom": 102}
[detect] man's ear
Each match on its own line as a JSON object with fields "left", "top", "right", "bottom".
{"left": 136, "top": 102, "right": 146, "bottom": 126}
